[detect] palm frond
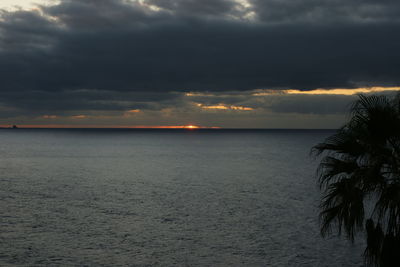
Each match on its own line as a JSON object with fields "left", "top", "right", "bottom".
{"left": 320, "top": 178, "right": 365, "bottom": 242}
{"left": 312, "top": 129, "right": 365, "bottom": 158}
{"left": 374, "top": 183, "right": 400, "bottom": 236}
{"left": 314, "top": 92, "right": 400, "bottom": 265}
{"left": 364, "top": 219, "right": 384, "bottom": 266}
{"left": 317, "top": 156, "right": 358, "bottom": 188}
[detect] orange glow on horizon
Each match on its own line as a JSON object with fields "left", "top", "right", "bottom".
{"left": 184, "top": 125, "right": 200, "bottom": 129}
{"left": 0, "top": 124, "right": 221, "bottom": 129}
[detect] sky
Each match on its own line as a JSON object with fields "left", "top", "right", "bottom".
{"left": 0, "top": 0, "right": 399, "bottom": 128}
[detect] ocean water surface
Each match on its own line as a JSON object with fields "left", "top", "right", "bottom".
{"left": 0, "top": 129, "right": 364, "bottom": 266}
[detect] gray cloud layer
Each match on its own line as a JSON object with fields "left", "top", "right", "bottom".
{"left": 0, "top": 0, "right": 399, "bottom": 124}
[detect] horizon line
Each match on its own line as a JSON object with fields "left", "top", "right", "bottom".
{"left": 0, "top": 125, "right": 336, "bottom": 130}
{"left": 0, "top": 124, "right": 220, "bottom": 129}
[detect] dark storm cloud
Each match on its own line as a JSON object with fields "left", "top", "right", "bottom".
{"left": 0, "top": 88, "right": 176, "bottom": 116}
{"left": 262, "top": 94, "right": 353, "bottom": 115}
{"left": 250, "top": 0, "right": 400, "bottom": 23}
{"left": 0, "top": 0, "right": 399, "bottom": 118}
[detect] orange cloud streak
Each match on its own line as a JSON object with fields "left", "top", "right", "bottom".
{"left": 42, "top": 115, "right": 58, "bottom": 119}
{"left": 71, "top": 115, "right": 87, "bottom": 119}
{"left": 197, "top": 103, "right": 253, "bottom": 111}
{"left": 127, "top": 109, "right": 141, "bottom": 113}
{"left": 253, "top": 87, "right": 400, "bottom": 96}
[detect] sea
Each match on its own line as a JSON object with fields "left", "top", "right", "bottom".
{"left": 0, "top": 129, "right": 364, "bottom": 266}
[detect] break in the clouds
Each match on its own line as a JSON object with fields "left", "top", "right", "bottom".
{"left": 0, "top": 0, "right": 399, "bottom": 128}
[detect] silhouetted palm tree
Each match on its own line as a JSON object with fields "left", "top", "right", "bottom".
{"left": 313, "top": 93, "right": 400, "bottom": 266}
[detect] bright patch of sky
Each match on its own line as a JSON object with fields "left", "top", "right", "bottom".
{"left": 0, "top": 0, "right": 55, "bottom": 10}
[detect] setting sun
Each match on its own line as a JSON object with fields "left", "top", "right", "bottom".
{"left": 184, "top": 125, "right": 199, "bottom": 129}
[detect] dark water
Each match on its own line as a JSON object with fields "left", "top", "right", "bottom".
{"left": 0, "top": 129, "right": 364, "bottom": 266}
